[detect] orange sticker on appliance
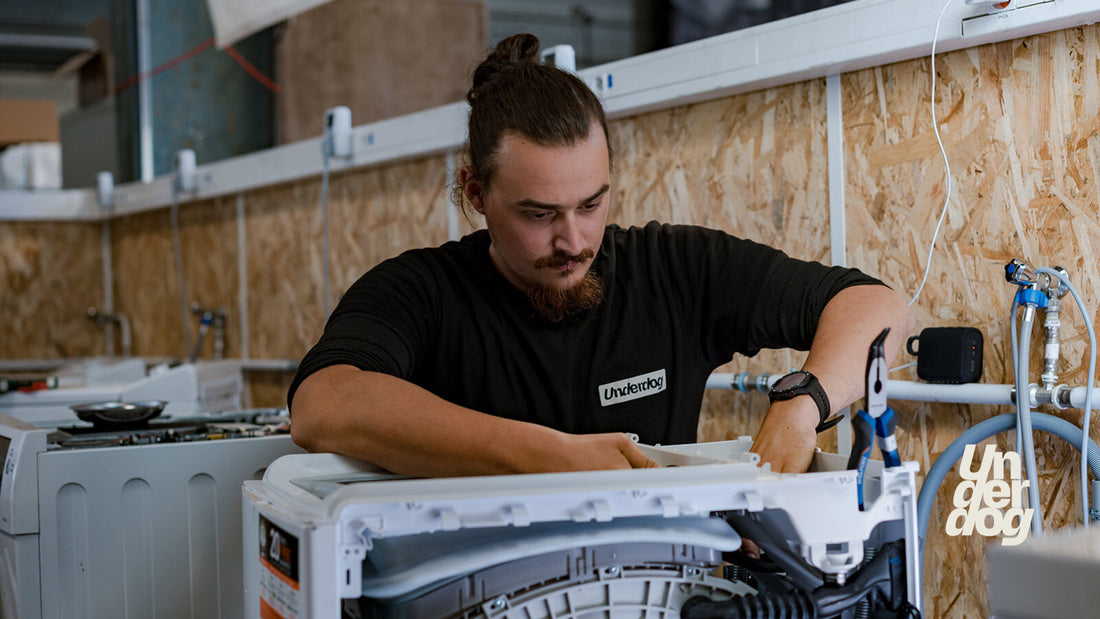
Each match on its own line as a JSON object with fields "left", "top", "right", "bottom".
{"left": 259, "top": 515, "right": 300, "bottom": 619}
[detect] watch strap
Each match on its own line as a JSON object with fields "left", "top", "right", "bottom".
{"left": 768, "top": 371, "right": 832, "bottom": 429}
{"left": 815, "top": 414, "right": 844, "bottom": 434}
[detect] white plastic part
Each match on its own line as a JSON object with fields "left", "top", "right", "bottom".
{"left": 540, "top": 44, "right": 576, "bottom": 72}
{"left": 175, "top": 148, "right": 197, "bottom": 193}
{"left": 479, "top": 566, "right": 750, "bottom": 619}
{"left": 243, "top": 447, "right": 921, "bottom": 617}
{"left": 964, "top": 0, "right": 1016, "bottom": 15}
{"left": 95, "top": 171, "right": 114, "bottom": 209}
{"left": 324, "top": 106, "right": 353, "bottom": 158}
{"left": 359, "top": 517, "right": 743, "bottom": 600}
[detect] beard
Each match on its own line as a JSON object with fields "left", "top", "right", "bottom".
{"left": 527, "top": 249, "right": 604, "bottom": 323}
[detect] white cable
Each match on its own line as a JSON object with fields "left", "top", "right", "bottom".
{"left": 1016, "top": 306, "right": 1044, "bottom": 535}
{"left": 170, "top": 182, "right": 193, "bottom": 357}
{"left": 320, "top": 145, "right": 332, "bottom": 318}
{"left": 890, "top": 362, "right": 917, "bottom": 373}
{"left": 908, "top": 0, "right": 957, "bottom": 307}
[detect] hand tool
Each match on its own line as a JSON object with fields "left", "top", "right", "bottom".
{"left": 847, "top": 327, "right": 901, "bottom": 510}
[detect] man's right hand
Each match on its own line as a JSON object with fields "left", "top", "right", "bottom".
{"left": 552, "top": 432, "right": 660, "bottom": 471}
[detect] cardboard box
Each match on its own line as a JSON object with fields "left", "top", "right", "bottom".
{"left": 53, "top": 17, "right": 114, "bottom": 107}
{"left": 0, "top": 99, "right": 60, "bottom": 146}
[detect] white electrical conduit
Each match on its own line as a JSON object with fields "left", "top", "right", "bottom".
{"left": 114, "top": 312, "right": 132, "bottom": 358}
{"left": 320, "top": 146, "right": 332, "bottom": 318}
{"left": 706, "top": 373, "right": 1100, "bottom": 409}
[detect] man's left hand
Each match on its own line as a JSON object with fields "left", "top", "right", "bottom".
{"left": 750, "top": 396, "right": 821, "bottom": 473}
{"left": 748, "top": 284, "right": 915, "bottom": 474}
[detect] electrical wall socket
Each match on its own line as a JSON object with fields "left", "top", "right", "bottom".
{"left": 324, "top": 106, "right": 353, "bottom": 158}
{"left": 175, "top": 149, "right": 197, "bottom": 193}
{"left": 96, "top": 171, "right": 114, "bottom": 209}
{"left": 540, "top": 45, "right": 576, "bottom": 72}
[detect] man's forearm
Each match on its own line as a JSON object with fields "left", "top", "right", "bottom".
{"left": 802, "top": 284, "right": 915, "bottom": 414}
{"left": 289, "top": 365, "right": 655, "bottom": 476}
{"left": 750, "top": 284, "right": 915, "bottom": 473}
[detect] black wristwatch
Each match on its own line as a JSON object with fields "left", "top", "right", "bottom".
{"left": 768, "top": 370, "right": 839, "bottom": 433}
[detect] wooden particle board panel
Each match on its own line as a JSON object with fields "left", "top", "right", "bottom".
{"left": 327, "top": 155, "right": 454, "bottom": 300}
{"left": 245, "top": 369, "right": 297, "bottom": 409}
{"left": 277, "top": 0, "right": 486, "bottom": 144}
{"left": 110, "top": 196, "right": 241, "bottom": 360}
{"left": 241, "top": 179, "right": 325, "bottom": 361}
{"left": 843, "top": 24, "right": 1100, "bottom": 618}
{"left": 109, "top": 209, "right": 177, "bottom": 357}
{"left": 243, "top": 155, "right": 452, "bottom": 362}
{"left": 0, "top": 221, "right": 102, "bottom": 358}
{"left": 179, "top": 196, "right": 243, "bottom": 360}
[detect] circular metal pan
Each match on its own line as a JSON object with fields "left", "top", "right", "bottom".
{"left": 70, "top": 400, "right": 167, "bottom": 427}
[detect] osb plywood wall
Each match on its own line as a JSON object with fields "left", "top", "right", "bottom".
{"left": 112, "top": 197, "right": 242, "bottom": 361}
{"left": 5, "top": 21, "right": 1100, "bottom": 618}
{"left": 106, "top": 156, "right": 455, "bottom": 404}
{"left": 278, "top": 0, "right": 486, "bottom": 143}
{"left": 0, "top": 222, "right": 102, "bottom": 358}
{"left": 844, "top": 26, "right": 1100, "bottom": 618}
{"left": 241, "top": 156, "right": 455, "bottom": 360}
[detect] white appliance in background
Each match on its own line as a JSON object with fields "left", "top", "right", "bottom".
{"left": 243, "top": 441, "right": 922, "bottom": 618}
{"left": 987, "top": 524, "right": 1100, "bottom": 619}
{"left": 0, "top": 360, "right": 243, "bottom": 428}
{"left": 0, "top": 410, "right": 305, "bottom": 619}
{"left": 52, "top": 357, "right": 147, "bottom": 386}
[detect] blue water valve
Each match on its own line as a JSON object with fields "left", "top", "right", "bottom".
{"left": 1015, "top": 287, "right": 1048, "bottom": 309}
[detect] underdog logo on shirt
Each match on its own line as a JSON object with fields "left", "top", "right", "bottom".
{"left": 599, "top": 369, "right": 667, "bottom": 407}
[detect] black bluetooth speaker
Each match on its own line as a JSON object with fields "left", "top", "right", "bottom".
{"left": 906, "top": 327, "right": 983, "bottom": 384}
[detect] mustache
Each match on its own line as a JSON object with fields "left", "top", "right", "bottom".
{"left": 534, "top": 248, "right": 595, "bottom": 269}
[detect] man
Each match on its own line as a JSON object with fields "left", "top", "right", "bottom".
{"left": 288, "top": 34, "right": 914, "bottom": 477}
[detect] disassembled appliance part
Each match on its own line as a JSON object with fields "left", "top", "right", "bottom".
{"left": 243, "top": 440, "right": 921, "bottom": 618}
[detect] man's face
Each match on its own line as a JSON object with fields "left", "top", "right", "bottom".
{"left": 464, "top": 127, "right": 611, "bottom": 296}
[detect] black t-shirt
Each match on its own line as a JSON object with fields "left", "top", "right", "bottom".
{"left": 288, "top": 221, "right": 883, "bottom": 445}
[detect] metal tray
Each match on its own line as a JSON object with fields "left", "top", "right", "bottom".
{"left": 70, "top": 400, "right": 167, "bottom": 427}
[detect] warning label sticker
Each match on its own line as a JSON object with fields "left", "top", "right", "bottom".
{"left": 259, "top": 515, "right": 300, "bottom": 619}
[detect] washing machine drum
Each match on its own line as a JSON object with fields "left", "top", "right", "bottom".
{"left": 351, "top": 516, "right": 752, "bottom": 619}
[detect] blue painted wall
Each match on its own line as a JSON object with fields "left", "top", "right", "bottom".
{"left": 111, "top": 0, "right": 274, "bottom": 181}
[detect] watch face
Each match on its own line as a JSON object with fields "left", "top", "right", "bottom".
{"left": 773, "top": 371, "right": 810, "bottom": 392}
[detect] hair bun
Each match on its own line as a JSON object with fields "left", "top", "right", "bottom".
{"left": 469, "top": 34, "right": 542, "bottom": 101}
{"left": 493, "top": 33, "right": 540, "bottom": 65}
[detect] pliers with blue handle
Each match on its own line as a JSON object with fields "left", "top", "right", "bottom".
{"left": 847, "top": 327, "right": 901, "bottom": 511}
